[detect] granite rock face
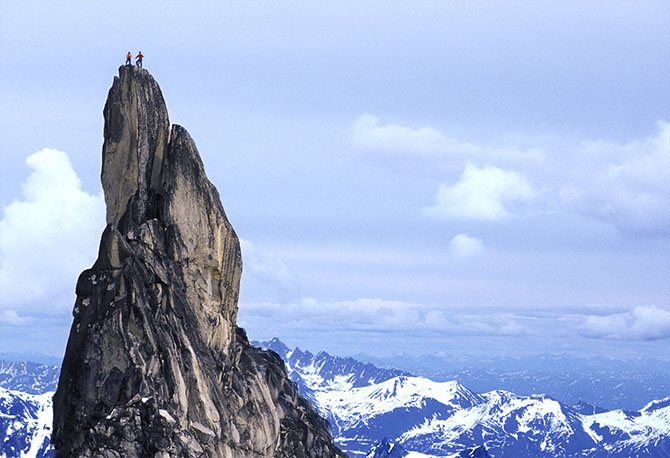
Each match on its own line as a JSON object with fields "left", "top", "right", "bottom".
{"left": 52, "top": 66, "right": 345, "bottom": 458}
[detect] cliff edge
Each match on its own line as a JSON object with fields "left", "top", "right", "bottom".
{"left": 52, "top": 66, "right": 345, "bottom": 458}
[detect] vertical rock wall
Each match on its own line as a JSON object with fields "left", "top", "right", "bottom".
{"left": 52, "top": 66, "right": 345, "bottom": 458}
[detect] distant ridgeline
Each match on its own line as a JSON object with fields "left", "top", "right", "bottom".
{"left": 2, "top": 345, "right": 670, "bottom": 457}
{"left": 355, "top": 352, "right": 670, "bottom": 412}
{"left": 259, "top": 339, "right": 670, "bottom": 458}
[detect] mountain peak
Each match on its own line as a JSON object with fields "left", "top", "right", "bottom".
{"left": 366, "top": 439, "right": 408, "bottom": 458}
{"left": 102, "top": 66, "right": 170, "bottom": 231}
{"left": 52, "top": 68, "right": 344, "bottom": 457}
{"left": 99, "top": 65, "right": 241, "bottom": 354}
{"left": 262, "top": 337, "right": 291, "bottom": 358}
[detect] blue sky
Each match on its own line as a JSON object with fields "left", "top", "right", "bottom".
{"left": 1, "top": 1, "right": 670, "bottom": 359}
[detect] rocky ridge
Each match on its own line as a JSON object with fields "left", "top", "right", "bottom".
{"left": 52, "top": 66, "right": 345, "bottom": 458}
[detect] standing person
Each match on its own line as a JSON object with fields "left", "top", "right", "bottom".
{"left": 125, "top": 51, "right": 132, "bottom": 66}
{"left": 136, "top": 51, "right": 144, "bottom": 68}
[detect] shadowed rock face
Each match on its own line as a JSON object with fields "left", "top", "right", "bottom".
{"left": 52, "top": 66, "right": 345, "bottom": 458}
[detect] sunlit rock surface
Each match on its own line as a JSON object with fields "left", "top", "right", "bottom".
{"left": 52, "top": 66, "right": 345, "bottom": 458}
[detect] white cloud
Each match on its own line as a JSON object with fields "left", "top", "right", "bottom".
{"left": 449, "top": 233, "right": 484, "bottom": 258}
{"left": 241, "top": 296, "right": 670, "bottom": 345}
{"left": 352, "top": 114, "right": 449, "bottom": 154}
{"left": 351, "top": 114, "right": 546, "bottom": 163}
{"left": 561, "top": 121, "right": 670, "bottom": 234}
{"left": 0, "top": 149, "right": 105, "bottom": 312}
{"left": 424, "top": 164, "right": 536, "bottom": 220}
{"left": 239, "top": 297, "right": 531, "bottom": 337}
{"left": 582, "top": 306, "right": 670, "bottom": 341}
{"left": 354, "top": 114, "right": 670, "bottom": 234}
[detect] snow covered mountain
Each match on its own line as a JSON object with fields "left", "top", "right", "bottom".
{"left": 0, "top": 360, "right": 59, "bottom": 394}
{"left": 257, "top": 339, "right": 670, "bottom": 458}
{"left": 582, "top": 398, "right": 670, "bottom": 457}
{"left": 260, "top": 337, "right": 409, "bottom": 396}
{"left": 358, "top": 353, "right": 670, "bottom": 412}
{"left": 0, "top": 359, "right": 55, "bottom": 457}
{"left": 0, "top": 387, "right": 52, "bottom": 458}
{"left": 366, "top": 439, "right": 490, "bottom": 458}
{"left": 2, "top": 344, "right": 670, "bottom": 458}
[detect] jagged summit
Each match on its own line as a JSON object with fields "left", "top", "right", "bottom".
{"left": 366, "top": 439, "right": 407, "bottom": 458}
{"left": 98, "top": 65, "right": 241, "bottom": 357}
{"left": 52, "top": 66, "right": 345, "bottom": 458}
{"left": 101, "top": 65, "right": 170, "bottom": 230}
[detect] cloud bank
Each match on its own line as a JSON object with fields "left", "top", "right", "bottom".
{"left": 582, "top": 305, "right": 670, "bottom": 341}
{"left": 0, "top": 149, "right": 105, "bottom": 314}
{"left": 240, "top": 297, "right": 532, "bottom": 337}
{"left": 240, "top": 295, "right": 670, "bottom": 346}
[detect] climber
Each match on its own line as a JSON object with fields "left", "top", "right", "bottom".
{"left": 125, "top": 51, "right": 132, "bottom": 66}
{"left": 136, "top": 51, "right": 144, "bottom": 68}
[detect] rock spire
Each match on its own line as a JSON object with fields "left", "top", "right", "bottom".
{"left": 52, "top": 65, "right": 345, "bottom": 458}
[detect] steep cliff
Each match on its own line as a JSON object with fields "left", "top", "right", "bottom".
{"left": 52, "top": 66, "right": 345, "bottom": 458}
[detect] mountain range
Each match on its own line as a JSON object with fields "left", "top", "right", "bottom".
{"left": 257, "top": 338, "right": 670, "bottom": 458}
{"left": 0, "top": 362, "right": 54, "bottom": 458}
{"left": 1, "top": 339, "right": 669, "bottom": 457}
{"left": 356, "top": 352, "right": 670, "bottom": 412}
